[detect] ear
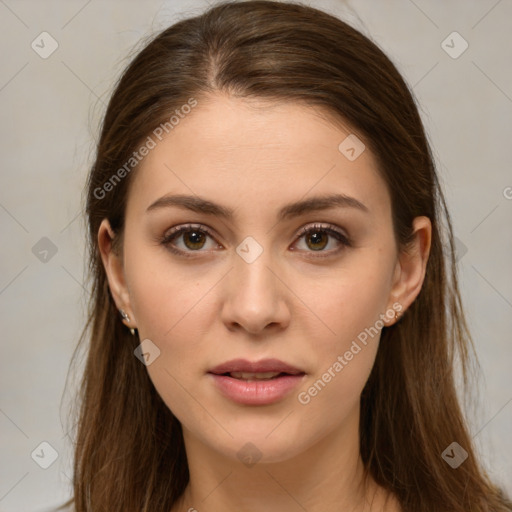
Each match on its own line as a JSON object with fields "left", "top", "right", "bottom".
{"left": 97, "top": 218, "right": 136, "bottom": 329}
{"left": 387, "top": 216, "right": 432, "bottom": 323}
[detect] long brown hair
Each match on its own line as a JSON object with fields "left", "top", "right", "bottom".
{"left": 60, "top": 1, "right": 512, "bottom": 510}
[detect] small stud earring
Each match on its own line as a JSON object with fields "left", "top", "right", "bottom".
{"left": 119, "top": 309, "right": 137, "bottom": 336}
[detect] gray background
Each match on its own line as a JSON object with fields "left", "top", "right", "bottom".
{"left": 0, "top": 0, "right": 511, "bottom": 510}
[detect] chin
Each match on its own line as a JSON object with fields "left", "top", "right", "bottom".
{"left": 204, "top": 420, "right": 316, "bottom": 465}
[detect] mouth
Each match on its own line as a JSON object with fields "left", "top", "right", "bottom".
{"left": 207, "top": 358, "right": 306, "bottom": 405}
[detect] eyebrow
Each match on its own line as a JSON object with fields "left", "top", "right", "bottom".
{"left": 146, "top": 193, "right": 369, "bottom": 221}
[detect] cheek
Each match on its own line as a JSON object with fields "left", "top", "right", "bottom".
{"left": 296, "top": 280, "right": 385, "bottom": 428}
{"left": 124, "top": 247, "right": 221, "bottom": 420}
{"left": 295, "top": 345, "right": 377, "bottom": 442}
{"left": 298, "top": 258, "right": 393, "bottom": 352}
{"left": 128, "top": 272, "right": 215, "bottom": 376}
{"left": 128, "top": 273, "right": 209, "bottom": 425}
{"left": 292, "top": 258, "right": 392, "bottom": 409}
{"left": 125, "top": 241, "right": 214, "bottom": 344}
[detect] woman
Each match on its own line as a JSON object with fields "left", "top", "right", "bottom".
{"left": 59, "top": 1, "right": 512, "bottom": 510}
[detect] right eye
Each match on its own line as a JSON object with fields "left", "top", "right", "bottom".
{"left": 160, "top": 224, "right": 222, "bottom": 258}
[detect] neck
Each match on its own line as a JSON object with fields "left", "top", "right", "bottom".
{"left": 172, "top": 410, "right": 394, "bottom": 512}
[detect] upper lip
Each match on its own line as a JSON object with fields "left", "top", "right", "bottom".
{"left": 209, "top": 358, "right": 305, "bottom": 375}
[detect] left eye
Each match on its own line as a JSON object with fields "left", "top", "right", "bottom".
{"left": 160, "top": 223, "right": 350, "bottom": 258}
{"left": 294, "top": 223, "right": 351, "bottom": 255}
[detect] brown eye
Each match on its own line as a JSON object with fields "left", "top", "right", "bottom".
{"left": 161, "top": 224, "right": 219, "bottom": 257}
{"left": 304, "top": 230, "right": 329, "bottom": 251}
{"left": 181, "top": 229, "right": 207, "bottom": 250}
{"left": 160, "top": 222, "right": 351, "bottom": 259}
{"left": 294, "top": 223, "right": 351, "bottom": 257}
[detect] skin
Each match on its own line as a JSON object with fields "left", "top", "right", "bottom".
{"left": 98, "top": 93, "right": 431, "bottom": 512}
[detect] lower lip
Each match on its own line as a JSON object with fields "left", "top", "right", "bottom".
{"left": 208, "top": 373, "right": 306, "bottom": 405}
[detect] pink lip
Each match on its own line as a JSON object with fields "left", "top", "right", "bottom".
{"left": 208, "top": 358, "right": 304, "bottom": 375}
{"left": 208, "top": 373, "right": 306, "bottom": 405}
{"left": 208, "top": 358, "right": 306, "bottom": 405}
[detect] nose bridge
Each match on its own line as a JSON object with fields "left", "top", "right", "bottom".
{"left": 236, "top": 249, "right": 277, "bottom": 299}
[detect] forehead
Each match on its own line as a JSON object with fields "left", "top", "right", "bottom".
{"left": 127, "top": 94, "right": 390, "bottom": 221}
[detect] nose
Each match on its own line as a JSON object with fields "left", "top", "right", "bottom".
{"left": 220, "top": 248, "right": 291, "bottom": 335}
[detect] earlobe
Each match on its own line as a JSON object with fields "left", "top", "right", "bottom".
{"left": 387, "top": 216, "right": 432, "bottom": 323}
{"left": 97, "top": 218, "right": 135, "bottom": 326}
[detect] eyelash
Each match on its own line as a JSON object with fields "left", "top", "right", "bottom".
{"left": 159, "top": 223, "right": 351, "bottom": 260}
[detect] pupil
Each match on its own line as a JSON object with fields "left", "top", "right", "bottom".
{"left": 308, "top": 231, "right": 327, "bottom": 251}
{"left": 185, "top": 231, "right": 205, "bottom": 249}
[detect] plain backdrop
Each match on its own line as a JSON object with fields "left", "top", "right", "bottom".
{"left": 0, "top": 0, "right": 511, "bottom": 510}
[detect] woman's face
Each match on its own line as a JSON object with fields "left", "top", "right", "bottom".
{"left": 100, "top": 93, "right": 428, "bottom": 465}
